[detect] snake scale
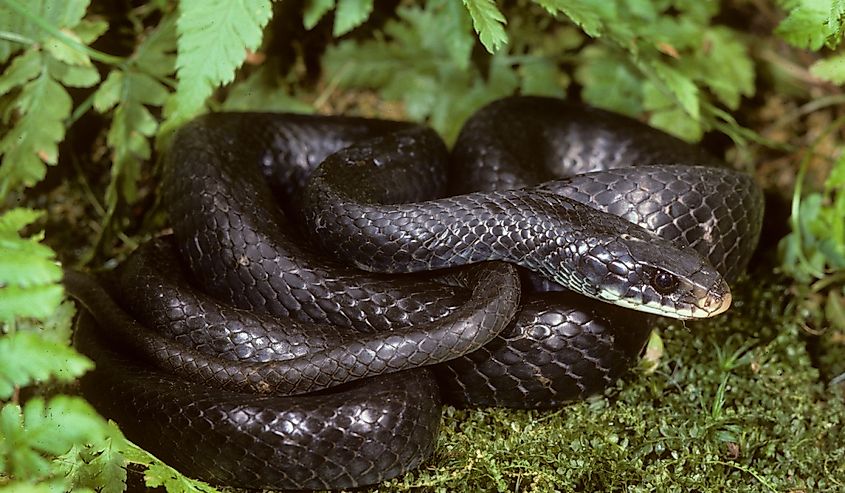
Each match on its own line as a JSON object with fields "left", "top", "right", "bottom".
{"left": 65, "top": 96, "right": 764, "bottom": 490}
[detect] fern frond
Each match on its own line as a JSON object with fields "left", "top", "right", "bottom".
{"left": 0, "top": 396, "right": 107, "bottom": 481}
{"left": 0, "top": 209, "right": 63, "bottom": 322}
{"left": 303, "top": 0, "right": 335, "bottom": 29}
{"left": 165, "top": 0, "right": 272, "bottom": 127}
{"left": 0, "top": 0, "right": 104, "bottom": 198}
{"left": 0, "top": 331, "right": 92, "bottom": 400}
{"left": 462, "top": 0, "right": 508, "bottom": 53}
{"left": 776, "top": 0, "right": 845, "bottom": 50}
{"left": 334, "top": 0, "right": 374, "bottom": 36}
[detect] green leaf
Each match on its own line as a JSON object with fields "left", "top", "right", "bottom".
{"left": 0, "top": 70, "right": 72, "bottom": 197}
{"left": 699, "top": 27, "right": 754, "bottom": 109}
{"left": 303, "top": 0, "right": 335, "bottom": 29}
{"left": 0, "top": 2, "right": 111, "bottom": 197}
{"left": 106, "top": 78, "right": 160, "bottom": 203}
{"left": 382, "top": 74, "right": 438, "bottom": 121}
{"left": 437, "top": 0, "right": 475, "bottom": 69}
{"left": 44, "top": 32, "right": 92, "bottom": 67}
{"left": 333, "top": 0, "right": 373, "bottom": 36}
{"left": 0, "top": 0, "right": 90, "bottom": 63}
{"left": 0, "top": 396, "right": 108, "bottom": 481}
{"left": 775, "top": 0, "right": 838, "bottom": 50}
{"left": 35, "top": 300, "right": 77, "bottom": 345}
{"left": 0, "top": 208, "right": 43, "bottom": 234}
{"left": 87, "top": 441, "right": 127, "bottom": 493}
{"left": 780, "top": 148, "right": 845, "bottom": 280}
{"left": 519, "top": 58, "right": 568, "bottom": 97}
{"left": 532, "top": 0, "right": 607, "bottom": 37}
{"left": 425, "top": 53, "right": 518, "bottom": 142}
{"left": 90, "top": 15, "right": 176, "bottom": 250}
{"left": 639, "top": 330, "right": 665, "bottom": 374}
{"left": 648, "top": 105, "right": 703, "bottom": 142}
{"left": 810, "top": 54, "right": 845, "bottom": 84}
{"left": 0, "top": 248, "right": 61, "bottom": 288}
{"left": 74, "top": 18, "right": 109, "bottom": 44}
{"left": 166, "top": 0, "right": 272, "bottom": 126}
{"left": 92, "top": 70, "right": 123, "bottom": 112}
{"left": 0, "top": 208, "right": 64, "bottom": 322}
{"left": 462, "top": 0, "right": 508, "bottom": 53}
{"left": 323, "top": 0, "right": 517, "bottom": 142}
{"left": 575, "top": 46, "right": 643, "bottom": 116}
{"left": 0, "top": 237, "right": 56, "bottom": 266}
{"left": 0, "top": 285, "right": 63, "bottom": 322}
{"left": 222, "top": 65, "right": 313, "bottom": 113}
{"left": 121, "top": 440, "right": 219, "bottom": 493}
{"left": 647, "top": 60, "right": 700, "bottom": 120}
{"left": 57, "top": 434, "right": 128, "bottom": 493}
{"left": 0, "top": 331, "right": 92, "bottom": 400}
{"left": 0, "top": 50, "right": 41, "bottom": 96}
{"left": 643, "top": 81, "right": 702, "bottom": 141}
{"left": 828, "top": 152, "right": 845, "bottom": 188}
{"left": 114, "top": 438, "right": 219, "bottom": 493}
{"left": 46, "top": 56, "right": 100, "bottom": 87}
{"left": 134, "top": 13, "right": 177, "bottom": 77}
{"left": 145, "top": 463, "right": 220, "bottom": 493}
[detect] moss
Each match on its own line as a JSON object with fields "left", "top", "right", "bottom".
{"left": 366, "top": 276, "right": 845, "bottom": 492}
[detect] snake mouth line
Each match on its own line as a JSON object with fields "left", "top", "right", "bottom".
{"left": 597, "top": 280, "right": 733, "bottom": 320}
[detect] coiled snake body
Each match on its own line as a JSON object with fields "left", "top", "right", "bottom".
{"left": 66, "top": 97, "right": 763, "bottom": 490}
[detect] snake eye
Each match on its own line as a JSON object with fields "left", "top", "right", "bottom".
{"left": 652, "top": 270, "right": 679, "bottom": 294}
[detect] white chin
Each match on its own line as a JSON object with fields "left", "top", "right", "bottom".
{"left": 601, "top": 294, "right": 695, "bottom": 319}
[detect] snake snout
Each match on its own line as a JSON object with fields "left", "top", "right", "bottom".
{"left": 698, "top": 278, "right": 732, "bottom": 317}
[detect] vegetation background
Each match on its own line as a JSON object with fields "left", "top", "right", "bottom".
{"left": 1, "top": 0, "right": 844, "bottom": 491}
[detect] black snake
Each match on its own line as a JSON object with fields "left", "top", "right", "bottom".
{"left": 65, "top": 96, "right": 763, "bottom": 490}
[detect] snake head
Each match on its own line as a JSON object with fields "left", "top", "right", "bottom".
{"left": 566, "top": 227, "right": 731, "bottom": 320}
